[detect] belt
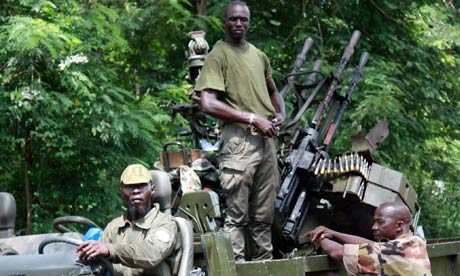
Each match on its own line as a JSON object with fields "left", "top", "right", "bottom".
{"left": 223, "top": 123, "right": 259, "bottom": 136}
{"left": 223, "top": 123, "right": 280, "bottom": 137}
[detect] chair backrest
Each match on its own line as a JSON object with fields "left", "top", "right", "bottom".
{"left": 150, "top": 170, "right": 172, "bottom": 214}
{"left": 175, "top": 217, "right": 194, "bottom": 276}
{"left": 150, "top": 170, "right": 194, "bottom": 276}
{"left": 178, "top": 190, "right": 221, "bottom": 233}
{"left": 0, "top": 192, "right": 16, "bottom": 239}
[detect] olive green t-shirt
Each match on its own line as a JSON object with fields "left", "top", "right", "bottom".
{"left": 194, "top": 40, "right": 276, "bottom": 119}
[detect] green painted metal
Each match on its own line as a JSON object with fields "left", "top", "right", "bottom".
{"left": 427, "top": 238, "right": 460, "bottom": 257}
{"left": 236, "top": 257, "right": 306, "bottom": 276}
{"left": 364, "top": 163, "right": 418, "bottom": 214}
{"left": 427, "top": 239, "right": 460, "bottom": 276}
{"left": 235, "top": 255, "right": 343, "bottom": 276}
{"left": 202, "top": 234, "right": 460, "bottom": 276}
{"left": 201, "top": 232, "right": 237, "bottom": 276}
{"left": 178, "top": 191, "right": 220, "bottom": 233}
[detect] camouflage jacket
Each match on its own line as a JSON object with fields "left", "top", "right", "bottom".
{"left": 102, "top": 203, "right": 182, "bottom": 276}
{"left": 343, "top": 233, "right": 432, "bottom": 276}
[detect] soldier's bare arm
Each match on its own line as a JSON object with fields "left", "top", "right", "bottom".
{"left": 266, "top": 75, "right": 286, "bottom": 127}
{"left": 201, "top": 89, "right": 277, "bottom": 137}
{"left": 318, "top": 238, "right": 344, "bottom": 262}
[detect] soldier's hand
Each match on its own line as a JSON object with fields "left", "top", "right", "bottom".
{"left": 253, "top": 114, "right": 278, "bottom": 137}
{"left": 304, "top": 226, "right": 334, "bottom": 242}
{"left": 76, "top": 240, "right": 110, "bottom": 262}
{"left": 271, "top": 112, "right": 286, "bottom": 127}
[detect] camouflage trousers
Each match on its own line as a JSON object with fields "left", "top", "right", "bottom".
{"left": 218, "top": 124, "right": 280, "bottom": 261}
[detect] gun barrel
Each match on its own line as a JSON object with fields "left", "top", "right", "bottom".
{"left": 323, "top": 51, "right": 369, "bottom": 150}
{"left": 305, "top": 59, "right": 323, "bottom": 86}
{"left": 292, "top": 38, "right": 314, "bottom": 76}
{"left": 311, "top": 30, "right": 361, "bottom": 129}
{"left": 281, "top": 38, "right": 314, "bottom": 98}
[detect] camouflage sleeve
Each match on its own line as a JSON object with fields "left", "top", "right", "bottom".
{"left": 344, "top": 242, "right": 382, "bottom": 275}
{"left": 345, "top": 237, "right": 432, "bottom": 276}
{"left": 343, "top": 244, "right": 359, "bottom": 275}
{"left": 105, "top": 218, "right": 178, "bottom": 269}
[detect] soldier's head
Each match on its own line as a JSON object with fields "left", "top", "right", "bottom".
{"left": 371, "top": 202, "right": 412, "bottom": 241}
{"left": 223, "top": 1, "right": 250, "bottom": 45}
{"left": 120, "top": 164, "right": 154, "bottom": 221}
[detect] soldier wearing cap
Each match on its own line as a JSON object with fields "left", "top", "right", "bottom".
{"left": 304, "top": 202, "right": 432, "bottom": 276}
{"left": 77, "top": 164, "right": 181, "bottom": 276}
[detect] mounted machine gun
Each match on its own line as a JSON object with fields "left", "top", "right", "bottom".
{"left": 272, "top": 30, "right": 420, "bottom": 256}
{"left": 275, "top": 30, "right": 367, "bottom": 242}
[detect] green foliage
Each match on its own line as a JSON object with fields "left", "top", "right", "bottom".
{"left": 0, "top": 0, "right": 458, "bottom": 239}
{"left": 0, "top": 0, "right": 195, "bottom": 233}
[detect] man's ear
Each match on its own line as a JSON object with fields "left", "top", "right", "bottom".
{"left": 396, "top": 220, "right": 405, "bottom": 231}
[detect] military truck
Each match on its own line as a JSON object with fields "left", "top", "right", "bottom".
{"left": 1, "top": 30, "right": 459, "bottom": 276}
{"left": 160, "top": 30, "right": 460, "bottom": 275}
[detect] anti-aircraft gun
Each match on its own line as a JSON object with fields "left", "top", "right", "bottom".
{"left": 156, "top": 30, "right": 460, "bottom": 276}
{"left": 271, "top": 30, "right": 421, "bottom": 257}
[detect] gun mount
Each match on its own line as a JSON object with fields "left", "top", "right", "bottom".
{"left": 163, "top": 31, "right": 219, "bottom": 150}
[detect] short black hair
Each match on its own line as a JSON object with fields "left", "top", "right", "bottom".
{"left": 223, "top": 0, "right": 249, "bottom": 20}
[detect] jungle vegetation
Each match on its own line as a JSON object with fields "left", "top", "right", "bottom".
{"left": 0, "top": 0, "right": 459, "bottom": 239}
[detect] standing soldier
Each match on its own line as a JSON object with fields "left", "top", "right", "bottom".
{"left": 194, "top": 0, "right": 286, "bottom": 261}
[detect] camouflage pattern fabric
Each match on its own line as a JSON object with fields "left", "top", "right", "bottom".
{"left": 179, "top": 165, "right": 202, "bottom": 193}
{"left": 343, "top": 233, "right": 432, "bottom": 276}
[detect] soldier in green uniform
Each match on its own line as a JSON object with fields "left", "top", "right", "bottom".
{"left": 76, "top": 164, "right": 181, "bottom": 276}
{"left": 194, "top": 0, "right": 286, "bottom": 261}
{"left": 305, "top": 202, "right": 432, "bottom": 276}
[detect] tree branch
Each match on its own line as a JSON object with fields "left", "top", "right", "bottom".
{"left": 369, "top": 0, "right": 401, "bottom": 24}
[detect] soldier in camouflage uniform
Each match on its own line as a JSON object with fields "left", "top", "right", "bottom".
{"left": 77, "top": 164, "right": 181, "bottom": 276}
{"left": 305, "top": 202, "right": 432, "bottom": 276}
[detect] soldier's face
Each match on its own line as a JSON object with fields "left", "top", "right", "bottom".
{"left": 371, "top": 206, "right": 400, "bottom": 241}
{"left": 121, "top": 182, "right": 153, "bottom": 211}
{"left": 224, "top": 3, "right": 250, "bottom": 44}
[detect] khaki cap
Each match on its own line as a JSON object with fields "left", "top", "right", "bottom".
{"left": 120, "top": 164, "right": 152, "bottom": 185}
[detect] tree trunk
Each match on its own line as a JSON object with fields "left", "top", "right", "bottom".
{"left": 24, "top": 126, "right": 33, "bottom": 235}
{"left": 196, "top": 0, "right": 207, "bottom": 16}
